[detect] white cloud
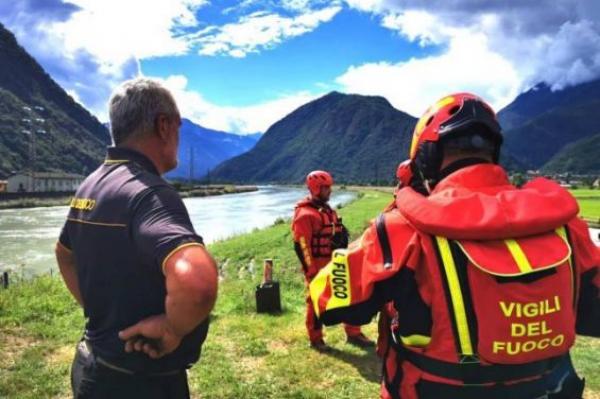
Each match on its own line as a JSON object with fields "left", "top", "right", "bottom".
{"left": 155, "top": 75, "right": 322, "bottom": 134}
{"left": 381, "top": 10, "right": 452, "bottom": 46}
{"left": 343, "top": 0, "right": 385, "bottom": 13}
{"left": 336, "top": 30, "right": 520, "bottom": 116}
{"left": 343, "top": 0, "right": 600, "bottom": 93}
{"left": 192, "top": 7, "right": 342, "bottom": 57}
{"left": 55, "top": 0, "right": 207, "bottom": 63}
{"left": 1, "top": 0, "right": 208, "bottom": 120}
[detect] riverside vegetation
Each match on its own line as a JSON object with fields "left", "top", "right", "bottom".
{"left": 0, "top": 190, "right": 599, "bottom": 398}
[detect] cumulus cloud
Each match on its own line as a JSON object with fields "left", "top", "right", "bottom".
{"left": 336, "top": 30, "right": 520, "bottom": 116}
{"left": 0, "top": 0, "right": 208, "bottom": 120}
{"left": 343, "top": 0, "right": 600, "bottom": 91}
{"left": 156, "top": 75, "right": 321, "bottom": 134}
{"left": 191, "top": 6, "right": 342, "bottom": 58}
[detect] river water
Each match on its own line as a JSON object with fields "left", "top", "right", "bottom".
{"left": 0, "top": 187, "right": 598, "bottom": 278}
{"left": 0, "top": 186, "right": 356, "bottom": 277}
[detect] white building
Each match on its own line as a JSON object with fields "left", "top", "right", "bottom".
{"left": 7, "top": 172, "right": 84, "bottom": 193}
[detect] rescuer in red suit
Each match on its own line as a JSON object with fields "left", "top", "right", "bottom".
{"left": 309, "top": 93, "right": 600, "bottom": 398}
{"left": 292, "top": 170, "right": 374, "bottom": 351}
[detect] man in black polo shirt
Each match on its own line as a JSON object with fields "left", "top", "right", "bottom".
{"left": 55, "top": 78, "right": 218, "bottom": 399}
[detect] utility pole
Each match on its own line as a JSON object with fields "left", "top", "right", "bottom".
{"left": 21, "top": 105, "right": 47, "bottom": 191}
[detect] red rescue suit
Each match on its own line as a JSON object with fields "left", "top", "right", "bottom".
{"left": 309, "top": 164, "right": 600, "bottom": 398}
{"left": 292, "top": 197, "right": 360, "bottom": 342}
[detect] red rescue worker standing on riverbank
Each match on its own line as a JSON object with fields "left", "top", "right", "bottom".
{"left": 292, "top": 171, "right": 374, "bottom": 351}
{"left": 310, "top": 93, "right": 600, "bottom": 398}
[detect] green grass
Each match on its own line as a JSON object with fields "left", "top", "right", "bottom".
{"left": 570, "top": 189, "right": 600, "bottom": 221}
{"left": 578, "top": 199, "right": 600, "bottom": 221}
{"left": 0, "top": 189, "right": 598, "bottom": 398}
{"left": 570, "top": 189, "right": 600, "bottom": 199}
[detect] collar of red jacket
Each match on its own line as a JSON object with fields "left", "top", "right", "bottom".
{"left": 296, "top": 196, "right": 330, "bottom": 209}
{"left": 395, "top": 163, "right": 579, "bottom": 240}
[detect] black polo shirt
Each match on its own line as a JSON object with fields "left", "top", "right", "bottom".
{"left": 59, "top": 147, "right": 208, "bottom": 373}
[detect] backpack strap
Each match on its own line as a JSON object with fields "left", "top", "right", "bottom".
{"left": 432, "top": 236, "right": 479, "bottom": 363}
{"left": 376, "top": 214, "right": 393, "bottom": 270}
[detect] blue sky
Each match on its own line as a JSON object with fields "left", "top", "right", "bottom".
{"left": 1, "top": 1, "right": 599, "bottom": 134}
{"left": 142, "top": 7, "right": 435, "bottom": 108}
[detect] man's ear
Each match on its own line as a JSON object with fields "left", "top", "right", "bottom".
{"left": 155, "top": 114, "right": 170, "bottom": 142}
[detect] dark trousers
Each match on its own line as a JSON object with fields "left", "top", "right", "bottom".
{"left": 71, "top": 342, "right": 190, "bottom": 399}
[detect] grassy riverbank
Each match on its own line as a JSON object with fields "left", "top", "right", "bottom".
{"left": 0, "top": 190, "right": 599, "bottom": 398}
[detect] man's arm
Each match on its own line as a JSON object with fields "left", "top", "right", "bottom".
{"left": 310, "top": 214, "right": 416, "bottom": 326}
{"left": 55, "top": 241, "right": 83, "bottom": 306}
{"left": 164, "top": 244, "right": 218, "bottom": 337}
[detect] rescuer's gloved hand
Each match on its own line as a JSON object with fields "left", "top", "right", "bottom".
{"left": 331, "top": 224, "right": 349, "bottom": 250}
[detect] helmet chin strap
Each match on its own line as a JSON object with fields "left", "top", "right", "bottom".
{"left": 424, "top": 179, "right": 433, "bottom": 195}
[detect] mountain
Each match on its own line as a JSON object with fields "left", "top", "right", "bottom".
{"left": 0, "top": 23, "right": 109, "bottom": 179}
{"left": 211, "top": 92, "right": 416, "bottom": 184}
{"left": 165, "top": 119, "right": 260, "bottom": 180}
{"left": 542, "top": 133, "right": 600, "bottom": 174}
{"left": 497, "top": 79, "right": 600, "bottom": 169}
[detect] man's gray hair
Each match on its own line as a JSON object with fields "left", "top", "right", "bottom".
{"left": 108, "top": 78, "right": 179, "bottom": 145}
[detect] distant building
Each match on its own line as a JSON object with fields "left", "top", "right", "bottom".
{"left": 593, "top": 178, "right": 600, "bottom": 189}
{"left": 0, "top": 180, "right": 6, "bottom": 192}
{"left": 7, "top": 172, "right": 84, "bottom": 193}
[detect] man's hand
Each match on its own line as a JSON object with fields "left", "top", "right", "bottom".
{"left": 119, "top": 314, "right": 182, "bottom": 359}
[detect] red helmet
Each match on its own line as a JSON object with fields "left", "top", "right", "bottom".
{"left": 409, "top": 93, "right": 502, "bottom": 181}
{"left": 395, "top": 160, "right": 413, "bottom": 188}
{"left": 306, "top": 170, "right": 333, "bottom": 196}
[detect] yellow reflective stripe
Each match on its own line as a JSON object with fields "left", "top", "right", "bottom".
{"left": 309, "top": 263, "right": 331, "bottom": 318}
{"left": 67, "top": 218, "right": 126, "bottom": 228}
{"left": 104, "top": 159, "right": 130, "bottom": 164}
{"left": 161, "top": 242, "right": 205, "bottom": 275}
{"left": 505, "top": 239, "right": 533, "bottom": 273}
{"left": 555, "top": 226, "right": 568, "bottom": 242}
{"left": 299, "top": 236, "right": 312, "bottom": 267}
{"left": 436, "top": 237, "right": 474, "bottom": 356}
{"left": 400, "top": 334, "right": 431, "bottom": 347}
{"left": 326, "top": 250, "right": 351, "bottom": 311}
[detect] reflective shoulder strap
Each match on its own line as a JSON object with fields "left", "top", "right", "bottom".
{"left": 433, "top": 236, "right": 478, "bottom": 361}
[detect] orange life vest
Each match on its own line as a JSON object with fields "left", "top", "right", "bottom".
{"left": 293, "top": 199, "right": 348, "bottom": 259}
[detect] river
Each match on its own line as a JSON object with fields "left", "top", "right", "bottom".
{"left": 0, "top": 187, "right": 598, "bottom": 278}
{"left": 0, "top": 186, "right": 356, "bottom": 277}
